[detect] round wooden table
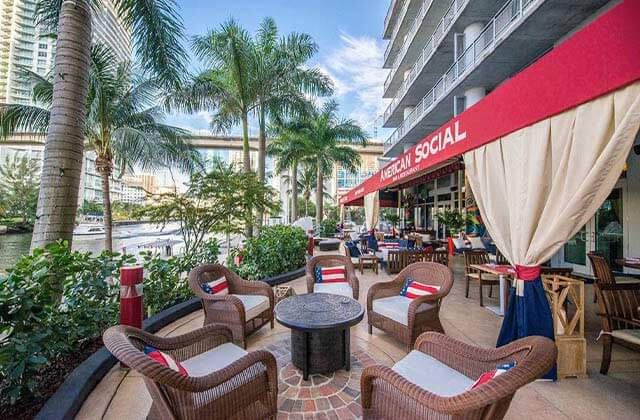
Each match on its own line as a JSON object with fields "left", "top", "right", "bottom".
{"left": 275, "top": 293, "right": 364, "bottom": 380}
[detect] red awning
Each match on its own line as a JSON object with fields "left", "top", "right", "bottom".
{"left": 340, "top": 0, "right": 640, "bottom": 206}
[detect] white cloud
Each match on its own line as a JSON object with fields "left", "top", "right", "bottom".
{"left": 319, "top": 32, "right": 390, "bottom": 136}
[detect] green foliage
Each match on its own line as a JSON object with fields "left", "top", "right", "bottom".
{"left": 0, "top": 237, "right": 219, "bottom": 405}
{"left": 111, "top": 201, "right": 149, "bottom": 221}
{"left": 0, "top": 242, "right": 131, "bottom": 404}
{"left": 319, "top": 217, "right": 338, "bottom": 238}
{"left": 230, "top": 225, "right": 307, "bottom": 280}
{"left": 78, "top": 200, "right": 103, "bottom": 216}
{"left": 142, "top": 159, "right": 279, "bottom": 255}
{"left": 381, "top": 208, "right": 400, "bottom": 228}
{"left": 436, "top": 209, "right": 470, "bottom": 236}
{"left": 297, "top": 197, "right": 315, "bottom": 218}
{"left": 0, "top": 155, "right": 40, "bottom": 224}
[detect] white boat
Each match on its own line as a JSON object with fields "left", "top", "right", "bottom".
{"left": 74, "top": 224, "right": 106, "bottom": 236}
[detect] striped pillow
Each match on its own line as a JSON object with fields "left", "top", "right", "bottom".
{"left": 379, "top": 241, "right": 400, "bottom": 249}
{"left": 200, "top": 276, "right": 229, "bottom": 295}
{"left": 400, "top": 278, "right": 440, "bottom": 299}
{"left": 144, "top": 346, "right": 188, "bottom": 376}
{"left": 315, "top": 265, "right": 347, "bottom": 283}
{"left": 470, "top": 362, "right": 516, "bottom": 389}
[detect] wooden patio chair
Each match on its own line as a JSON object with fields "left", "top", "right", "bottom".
{"left": 464, "top": 250, "right": 499, "bottom": 307}
{"left": 103, "top": 324, "right": 278, "bottom": 420}
{"left": 594, "top": 282, "right": 640, "bottom": 374}
{"left": 495, "top": 248, "right": 510, "bottom": 265}
{"left": 367, "top": 262, "right": 453, "bottom": 350}
{"left": 189, "top": 264, "right": 274, "bottom": 349}
{"left": 588, "top": 252, "right": 640, "bottom": 302}
{"left": 306, "top": 254, "right": 359, "bottom": 299}
{"left": 361, "top": 332, "right": 556, "bottom": 419}
{"left": 424, "top": 249, "right": 449, "bottom": 266}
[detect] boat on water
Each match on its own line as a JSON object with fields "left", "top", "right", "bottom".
{"left": 74, "top": 224, "right": 106, "bottom": 236}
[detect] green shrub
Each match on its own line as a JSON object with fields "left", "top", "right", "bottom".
{"left": 231, "top": 225, "right": 307, "bottom": 280}
{"left": 319, "top": 217, "right": 338, "bottom": 238}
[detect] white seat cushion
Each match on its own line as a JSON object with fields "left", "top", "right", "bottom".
{"left": 181, "top": 342, "right": 248, "bottom": 377}
{"left": 234, "top": 294, "right": 270, "bottom": 321}
{"left": 452, "top": 237, "right": 469, "bottom": 250}
{"left": 392, "top": 350, "right": 474, "bottom": 396}
{"left": 372, "top": 295, "right": 434, "bottom": 326}
{"left": 611, "top": 329, "right": 640, "bottom": 346}
{"left": 314, "top": 282, "right": 353, "bottom": 297}
{"left": 469, "top": 237, "right": 486, "bottom": 249}
{"left": 351, "top": 257, "right": 360, "bottom": 264}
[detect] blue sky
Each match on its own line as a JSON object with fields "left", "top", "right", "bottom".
{"left": 164, "top": 0, "right": 391, "bottom": 141}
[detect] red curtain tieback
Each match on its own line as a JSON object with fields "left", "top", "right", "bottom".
{"left": 514, "top": 265, "right": 541, "bottom": 281}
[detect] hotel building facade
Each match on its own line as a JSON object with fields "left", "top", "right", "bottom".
{"left": 0, "top": 0, "right": 132, "bottom": 105}
{"left": 342, "top": 0, "right": 639, "bottom": 277}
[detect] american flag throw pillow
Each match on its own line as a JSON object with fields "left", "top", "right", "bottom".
{"left": 315, "top": 265, "right": 347, "bottom": 283}
{"left": 144, "top": 346, "right": 188, "bottom": 376}
{"left": 200, "top": 276, "right": 229, "bottom": 295}
{"left": 400, "top": 278, "right": 440, "bottom": 299}
{"left": 470, "top": 361, "right": 516, "bottom": 389}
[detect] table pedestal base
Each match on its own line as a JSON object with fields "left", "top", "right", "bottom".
{"left": 291, "top": 328, "right": 350, "bottom": 380}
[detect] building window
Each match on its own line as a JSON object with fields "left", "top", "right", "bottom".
{"left": 38, "top": 51, "right": 47, "bottom": 57}
{"left": 38, "top": 43, "right": 47, "bottom": 49}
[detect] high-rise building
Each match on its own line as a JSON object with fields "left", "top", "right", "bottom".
{"left": 0, "top": 0, "right": 132, "bottom": 105}
{"left": 381, "top": 0, "right": 613, "bottom": 158}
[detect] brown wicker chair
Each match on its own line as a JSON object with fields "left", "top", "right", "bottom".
{"left": 594, "top": 282, "right": 640, "bottom": 374}
{"left": 464, "top": 250, "right": 499, "bottom": 307}
{"left": 189, "top": 264, "right": 274, "bottom": 349}
{"left": 367, "top": 262, "right": 453, "bottom": 350}
{"left": 361, "top": 332, "right": 556, "bottom": 420}
{"left": 103, "top": 324, "right": 278, "bottom": 420}
{"left": 306, "top": 254, "right": 359, "bottom": 299}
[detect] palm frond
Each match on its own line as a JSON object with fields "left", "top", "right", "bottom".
{"left": 0, "top": 104, "right": 50, "bottom": 139}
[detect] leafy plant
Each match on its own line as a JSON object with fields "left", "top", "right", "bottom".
{"left": 436, "top": 209, "right": 470, "bottom": 236}
{"left": 319, "top": 217, "right": 338, "bottom": 238}
{"left": 381, "top": 208, "right": 400, "bottom": 229}
{"left": 230, "top": 225, "right": 307, "bottom": 280}
{"left": 0, "top": 155, "right": 40, "bottom": 225}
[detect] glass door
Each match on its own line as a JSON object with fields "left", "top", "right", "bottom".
{"left": 560, "top": 186, "right": 625, "bottom": 275}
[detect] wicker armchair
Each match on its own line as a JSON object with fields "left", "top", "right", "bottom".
{"left": 464, "top": 250, "right": 500, "bottom": 307}
{"left": 189, "top": 264, "right": 274, "bottom": 349}
{"left": 103, "top": 324, "right": 278, "bottom": 420}
{"left": 361, "top": 332, "right": 556, "bottom": 420}
{"left": 594, "top": 282, "right": 640, "bottom": 374}
{"left": 306, "top": 254, "right": 359, "bottom": 299}
{"left": 367, "top": 262, "right": 453, "bottom": 349}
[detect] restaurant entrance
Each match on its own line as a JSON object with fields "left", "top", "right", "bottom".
{"left": 559, "top": 183, "right": 626, "bottom": 275}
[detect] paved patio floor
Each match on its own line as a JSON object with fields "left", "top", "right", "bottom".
{"left": 77, "top": 250, "right": 640, "bottom": 419}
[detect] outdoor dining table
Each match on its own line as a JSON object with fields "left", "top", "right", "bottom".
{"left": 470, "top": 264, "right": 515, "bottom": 317}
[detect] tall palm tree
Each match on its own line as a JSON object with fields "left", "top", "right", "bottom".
{"left": 282, "top": 164, "right": 332, "bottom": 218}
{"left": 30, "top": 0, "right": 187, "bottom": 250}
{"left": 266, "top": 120, "right": 312, "bottom": 223}
{"left": 0, "top": 45, "right": 200, "bottom": 251}
{"left": 300, "top": 100, "right": 367, "bottom": 222}
{"left": 252, "top": 18, "right": 332, "bottom": 230}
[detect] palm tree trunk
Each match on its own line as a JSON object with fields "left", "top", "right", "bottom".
{"left": 30, "top": 0, "right": 92, "bottom": 250}
{"left": 291, "top": 160, "right": 298, "bottom": 223}
{"left": 241, "top": 111, "right": 251, "bottom": 173}
{"left": 316, "top": 163, "right": 323, "bottom": 223}
{"left": 240, "top": 110, "right": 253, "bottom": 237}
{"left": 98, "top": 167, "right": 113, "bottom": 252}
{"left": 256, "top": 106, "right": 266, "bottom": 232}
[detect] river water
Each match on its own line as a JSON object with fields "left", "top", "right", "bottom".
{"left": 0, "top": 222, "right": 187, "bottom": 272}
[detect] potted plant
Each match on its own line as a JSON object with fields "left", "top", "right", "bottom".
{"left": 436, "top": 209, "right": 469, "bottom": 238}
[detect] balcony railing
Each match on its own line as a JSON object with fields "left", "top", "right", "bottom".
{"left": 383, "top": 0, "right": 469, "bottom": 123}
{"left": 384, "top": 0, "right": 539, "bottom": 151}
{"left": 383, "top": 0, "right": 412, "bottom": 63}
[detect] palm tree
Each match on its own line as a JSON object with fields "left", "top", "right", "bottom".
{"left": 0, "top": 45, "right": 200, "bottom": 251}
{"left": 282, "top": 164, "right": 332, "bottom": 218}
{"left": 266, "top": 120, "right": 312, "bottom": 223}
{"left": 299, "top": 100, "right": 367, "bottom": 222}
{"left": 30, "top": 0, "right": 187, "bottom": 250}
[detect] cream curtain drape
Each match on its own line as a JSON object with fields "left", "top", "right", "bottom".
{"left": 364, "top": 192, "right": 379, "bottom": 231}
{"left": 464, "top": 81, "right": 640, "bottom": 275}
